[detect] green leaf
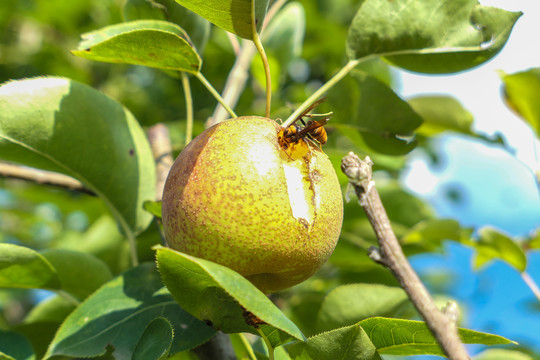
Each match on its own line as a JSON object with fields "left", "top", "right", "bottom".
{"left": 472, "top": 227, "right": 527, "bottom": 272}
{"left": 317, "top": 284, "right": 409, "bottom": 332}
{"left": 39, "top": 249, "right": 113, "bottom": 299}
{"left": 72, "top": 20, "right": 201, "bottom": 74}
{"left": 359, "top": 317, "right": 515, "bottom": 356}
{"left": 0, "top": 244, "right": 60, "bottom": 290}
{"left": 155, "top": 246, "right": 304, "bottom": 348}
{"left": 474, "top": 348, "right": 534, "bottom": 360}
{"left": 330, "top": 74, "right": 422, "bottom": 155}
{"left": 287, "top": 324, "right": 381, "bottom": 360}
{"left": 174, "top": 0, "right": 269, "bottom": 39}
{"left": 44, "top": 263, "right": 215, "bottom": 359}
{"left": 501, "top": 68, "right": 540, "bottom": 137}
{"left": 143, "top": 200, "right": 163, "bottom": 218}
{"left": 347, "top": 0, "right": 521, "bottom": 74}
{"left": 0, "top": 77, "right": 156, "bottom": 236}
{"left": 0, "top": 330, "right": 35, "bottom": 360}
{"left": 132, "top": 317, "right": 173, "bottom": 360}
{"left": 408, "top": 96, "right": 474, "bottom": 136}
{"left": 123, "top": 0, "right": 211, "bottom": 54}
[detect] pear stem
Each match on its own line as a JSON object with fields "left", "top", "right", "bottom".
{"left": 181, "top": 72, "right": 194, "bottom": 145}
{"left": 282, "top": 59, "right": 359, "bottom": 128}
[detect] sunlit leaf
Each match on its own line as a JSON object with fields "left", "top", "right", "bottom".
{"left": 317, "top": 284, "right": 409, "bottom": 332}
{"left": 0, "top": 77, "right": 156, "bottom": 236}
{"left": 472, "top": 227, "right": 527, "bottom": 272}
{"left": 44, "top": 263, "right": 215, "bottom": 359}
{"left": 72, "top": 20, "right": 201, "bottom": 74}
{"left": 359, "top": 317, "right": 515, "bottom": 355}
{"left": 174, "top": 0, "right": 269, "bottom": 39}
{"left": 287, "top": 324, "right": 381, "bottom": 360}
{"left": 347, "top": 0, "right": 521, "bottom": 74}
{"left": 156, "top": 246, "right": 304, "bottom": 348}
{"left": 0, "top": 244, "right": 60, "bottom": 290}
{"left": 408, "top": 96, "right": 474, "bottom": 136}
{"left": 501, "top": 68, "right": 540, "bottom": 137}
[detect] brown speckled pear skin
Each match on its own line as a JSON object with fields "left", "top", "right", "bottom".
{"left": 162, "top": 116, "right": 343, "bottom": 293}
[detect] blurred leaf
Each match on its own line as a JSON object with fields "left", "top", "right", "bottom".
{"left": 377, "top": 182, "right": 435, "bottom": 227}
{"left": 316, "top": 284, "right": 409, "bottom": 332}
{"left": 143, "top": 200, "right": 163, "bottom": 218}
{"left": 155, "top": 247, "right": 304, "bottom": 348}
{"left": 44, "top": 263, "right": 215, "bottom": 359}
{"left": 0, "top": 244, "right": 60, "bottom": 290}
{"left": 174, "top": 0, "right": 269, "bottom": 40}
{"left": 17, "top": 295, "right": 76, "bottom": 359}
{"left": 525, "top": 229, "right": 540, "bottom": 250}
{"left": 57, "top": 215, "right": 130, "bottom": 275}
{"left": 0, "top": 330, "right": 35, "bottom": 360}
{"left": 252, "top": 54, "right": 280, "bottom": 93}
{"left": 287, "top": 324, "right": 381, "bottom": 360}
{"left": 330, "top": 74, "right": 422, "bottom": 155}
{"left": 0, "top": 77, "right": 156, "bottom": 236}
{"left": 132, "top": 317, "right": 173, "bottom": 360}
{"left": 72, "top": 20, "right": 201, "bottom": 74}
{"left": 408, "top": 96, "right": 474, "bottom": 136}
{"left": 501, "top": 68, "right": 540, "bottom": 137}
{"left": 263, "top": 2, "right": 305, "bottom": 67}
{"left": 472, "top": 227, "right": 527, "bottom": 272}
{"left": 229, "top": 333, "right": 258, "bottom": 360}
{"left": 347, "top": 0, "right": 521, "bottom": 74}
{"left": 24, "top": 295, "right": 76, "bottom": 324}
{"left": 359, "top": 317, "right": 515, "bottom": 355}
{"left": 473, "top": 348, "right": 534, "bottom": 360}
{"left": 40, "top": 249, "right": 112, "bottom": 299}
{"left": 123, "top": 0, "right": 168, "bottom": 21}
{"left": 401, "top": 219, "right": 472, "bottom": 250}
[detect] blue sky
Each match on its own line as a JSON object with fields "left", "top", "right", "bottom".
{"left": 397, "top": 0, "right": 540, "bottom": 355}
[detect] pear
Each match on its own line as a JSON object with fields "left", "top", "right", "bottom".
{"left": 162, "top": 116, "right": 343, "bottom": 293}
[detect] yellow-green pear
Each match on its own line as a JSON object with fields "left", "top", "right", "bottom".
{"left": 162, "top": 116, "right": 343, "bottom": 293}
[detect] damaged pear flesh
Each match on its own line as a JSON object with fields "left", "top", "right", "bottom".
{"left": 162, "top": 116, "right": 343, "bottom": 293}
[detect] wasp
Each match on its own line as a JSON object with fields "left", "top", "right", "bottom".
{"left": 280, "top": 97, "right": 332, "bottom": 152}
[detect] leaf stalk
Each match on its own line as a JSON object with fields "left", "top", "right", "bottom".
{"left": 195, "top": 72, "right": 238, "bottom": 119}
{"left": 252, "top": 5, "right": 272, "bottom": 118}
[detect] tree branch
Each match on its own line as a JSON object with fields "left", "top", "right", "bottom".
{"left": 341, "top": 152, "right": 470, "bottom": 360}
{"left": 0, "top": 162, "right": 95, "bottom": 195}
